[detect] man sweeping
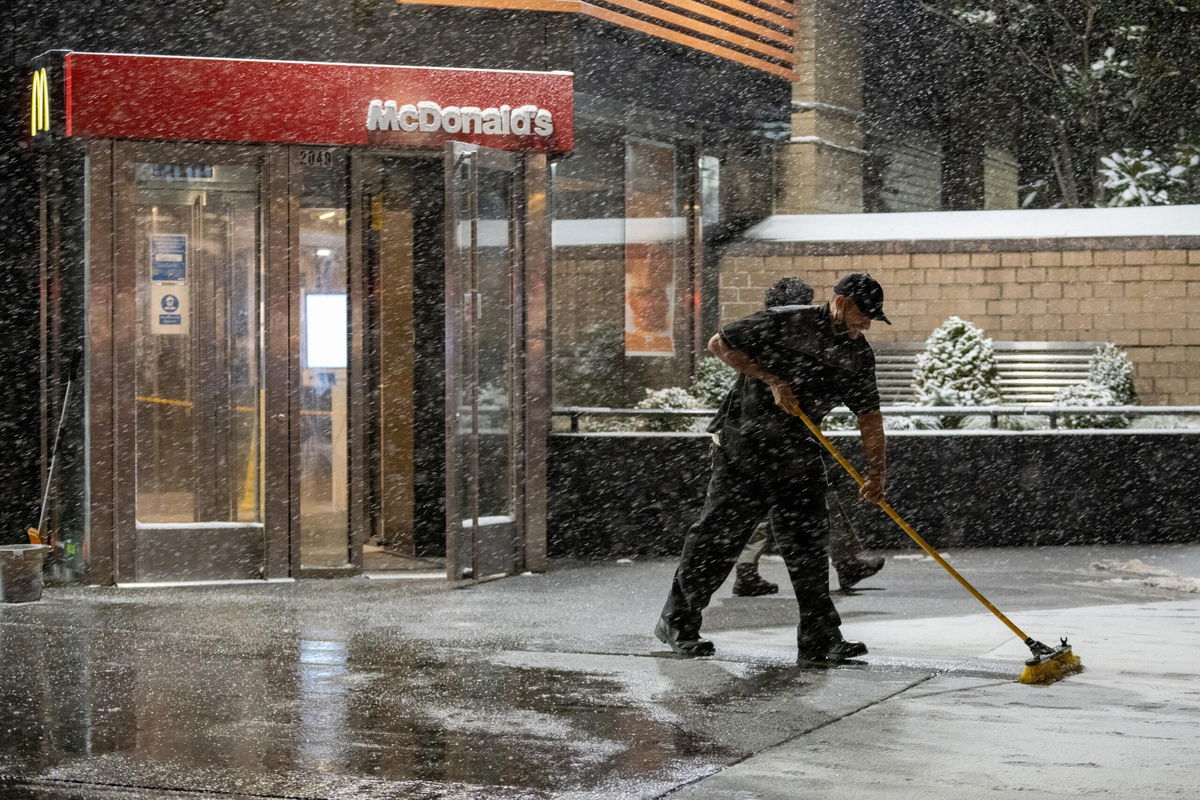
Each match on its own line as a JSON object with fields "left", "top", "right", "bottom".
{"left": 732, "top": 276, "right": 887, "bottom": 598}
{"left": 654, "top": 273, "right": 890, "bottom": 663}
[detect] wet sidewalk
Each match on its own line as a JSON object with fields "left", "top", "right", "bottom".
{"left": 2, "top": 544, "right": 1199, "bottom": 799}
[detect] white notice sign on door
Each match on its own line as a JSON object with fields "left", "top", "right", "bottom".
{"left": 150, "top": 283, "right": 189, "bottom": 335}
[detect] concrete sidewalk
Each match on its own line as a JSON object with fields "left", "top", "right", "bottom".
{"left": 1, "top": 544, "right": 1198, "bottom": 799}
{"left": 680, "top": 600, "right": 1200, "bottom": 798}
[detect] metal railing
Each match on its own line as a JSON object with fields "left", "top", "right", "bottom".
{"left": 552, "top": 405, "right": 1200, "bottom": 432}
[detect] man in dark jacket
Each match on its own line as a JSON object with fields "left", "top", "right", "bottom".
{"left": 733, "top": 277, "right": 886, "bottom": 597}
{"left": 654, "top": 273, "right": 890, "bottom": 663}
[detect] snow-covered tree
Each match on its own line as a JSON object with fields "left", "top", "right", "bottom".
{"left": 921, "top": 0, "right": 1200, "bottom": 207}
{"left": 1098, "top": 143, "right": 1200, "bottom": 206}
{"left": 913, "top": 317, "right": 1002, "bottom": 428}
{"left": 1087, "top": 342, "right": 1138, "bottom": 404}
{"left": 689, "top": 356, "right": 737, "bottom": 408}
{"left": 1053, "top": 381, "right": 1129, "bottom": 429}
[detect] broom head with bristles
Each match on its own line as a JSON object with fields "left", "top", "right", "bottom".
{"left": 1019, "top": 637, "right": 1083, "bottom": 685}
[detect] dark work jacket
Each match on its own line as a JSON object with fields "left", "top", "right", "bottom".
{"left": 709, "top": 303, "right": 880, "bottom": 465}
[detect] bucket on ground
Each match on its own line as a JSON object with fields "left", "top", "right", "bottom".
{"left": 1, "top": 544, "right": 51, "bottom": 603}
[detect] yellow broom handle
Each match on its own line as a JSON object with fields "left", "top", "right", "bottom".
{"left": 794, "top": 409, "right": 1030, "bottom": 643}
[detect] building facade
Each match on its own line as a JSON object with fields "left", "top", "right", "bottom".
{"left": 4, "top": 0, "right": 791, "bottom": 582}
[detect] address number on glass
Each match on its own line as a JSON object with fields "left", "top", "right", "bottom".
{"left": 299, "top": 149, "right": 334, "bottom": 167}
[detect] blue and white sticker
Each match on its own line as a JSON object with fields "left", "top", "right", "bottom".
{"left": 150, "top": 284, "right": 188, "bottom": 335}
{"left": 150, "top": 234, "right": 187, "bottom": 282}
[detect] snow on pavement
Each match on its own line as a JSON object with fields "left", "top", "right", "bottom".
{"left": 674, "top": 598, "right": 1200, "bottom": 799}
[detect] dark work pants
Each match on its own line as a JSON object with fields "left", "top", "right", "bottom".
{"left": 736, "top": 481, "right": 867, "bottom": 570}
{"left": 660, "top": 441, "right": 842, "bottom": 649}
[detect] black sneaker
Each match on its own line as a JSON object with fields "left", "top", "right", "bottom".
{"left": 654, "top": 618, "right": 715, "bottom": 657}
{"left": 733, "top": 564, "right": 779, "bottom": 597}
{"left": 836, "top": 555, "right": 885, "bottom": 591}
{"left": 797, "top": 639, "right": 868, "bottom": 664}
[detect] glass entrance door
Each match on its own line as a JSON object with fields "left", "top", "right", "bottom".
{"left": 294, "top": 150, "right": 353, "bottom": 573}
{"left": 445, "top": 143, "right": 525, "bottom": 581}
{"left": 112, "top": 143, "right": 272, "bottom": 581}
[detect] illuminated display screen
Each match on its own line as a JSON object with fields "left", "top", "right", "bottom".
{"left": 304, "top": 293, "right": 347, "bottom": 369}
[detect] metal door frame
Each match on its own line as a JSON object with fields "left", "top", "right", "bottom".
{"left": 444, "top": 142, "right": 548, "bottom": 581}
{"left": 85, "top": 139, "right": 548, "bottom": 584}
{"left": 104, "top": 140, "right": 289, "bottom": 583}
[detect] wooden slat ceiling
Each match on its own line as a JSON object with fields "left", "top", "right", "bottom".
{"left": 395, "top": 0, "right": 797, "bottom": 79}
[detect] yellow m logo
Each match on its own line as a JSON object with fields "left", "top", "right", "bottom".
{"left": 31, "top": 68, "right": 50, "bottom": 136}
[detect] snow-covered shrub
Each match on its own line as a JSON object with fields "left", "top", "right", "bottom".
{"left": 1087, "top": 343, "right": 1138, "bottom": 405}
{"left": 951, "top": 7, "right": 997, "bottom": 25}
{"left": 913, "top": 317, "right": 1002, "bottom": 428}
{"left": 584, "top": 414, "right": 641, "bottom": 433}
{"left": 1133, "top": 415, "right": 1200, "bottom": 430}
{"left": 690, "top": 356, "right": 738, "bottom": 408}
{"left": 996, "top": 413, "right": 1049, "bottom": 431}
{"left": 1052, "top": 382, "right": 1129, "bottom": 429}
{"left": 633, "top": 387, "right": 707, "bottom": 432}
{"left": 823, "top": 409, "right": 927, "bottom": 432}
{"left": 820, "top": 409, "right": 858, "bottom": 432}
{"left": 958, "top": 412, "right": 1000, "bottom": 430}
{"left": 882, "top": 414, "right": 920, "bottom": 431}
{"left": 907, "top": 414, "right": 944, "bottom": 430}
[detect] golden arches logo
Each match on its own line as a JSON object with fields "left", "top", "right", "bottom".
{"left": 31, "top": 68, "right": 50, "bottom": 136}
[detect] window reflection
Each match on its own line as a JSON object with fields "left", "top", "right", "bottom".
{"left": 550, "top": 133, "right": 695, "bottom": 409}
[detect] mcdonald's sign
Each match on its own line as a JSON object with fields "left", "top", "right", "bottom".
{"left": 59, "top": 52, "right": 573, "bottom": 152}
{"left": 30, "top": 68, "right": 51, "bottom": 136}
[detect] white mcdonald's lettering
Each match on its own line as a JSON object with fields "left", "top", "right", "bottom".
{"left": 30, "top": 68, "right": 51, "bottom": 136}
{"left": 366, "top": 99, "right": 554, "bottom": 137}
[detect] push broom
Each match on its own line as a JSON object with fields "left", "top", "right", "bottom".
{"left": 793, "top": 407, "right": 1083, "bottom": 685}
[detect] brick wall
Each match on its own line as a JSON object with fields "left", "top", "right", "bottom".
{"left": 718, "top": 241, "right": 1200, "bottom": 405}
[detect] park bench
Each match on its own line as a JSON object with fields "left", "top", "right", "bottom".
{"left": 873, "top": 341, "right": 1102, "bottom": 405}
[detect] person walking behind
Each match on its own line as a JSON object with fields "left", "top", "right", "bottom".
{"left": 654, "top": 273, "right": 891, "bottom": 663}
{"left": 730, "top": 277, "right": 886, "bottom": 598}
{"left": 733, "top": 498, "right": 886, "bottom": 596}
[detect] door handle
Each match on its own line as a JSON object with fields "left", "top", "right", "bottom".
{"left": 464, "top": 290, "right": 482, "bottom": 320}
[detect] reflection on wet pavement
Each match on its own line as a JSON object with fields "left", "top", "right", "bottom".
{"left": 14, "top": 543, "right": 1164, "bottom": 799}
{"left": 0, "top": 578, "right": 928, "bottom": 799}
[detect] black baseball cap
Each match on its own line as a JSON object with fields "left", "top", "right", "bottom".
{"left": 834, "top": 272, "right": 891, "bottom": 325}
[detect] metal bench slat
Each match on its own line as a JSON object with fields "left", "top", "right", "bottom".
{"left": 872, "top": 340, "right": 1103, "bottom": 405}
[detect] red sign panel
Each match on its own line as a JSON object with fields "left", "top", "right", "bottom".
{"left": 62, "top": 52, "right": 574, "bottom": 153}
